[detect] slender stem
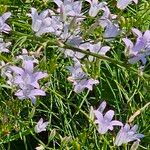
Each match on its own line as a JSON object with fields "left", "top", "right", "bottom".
{"left": 57, "top": 41, "right": 150, "bottom": 79}
{"left": 59, "top": 41, "right": 127, "bottom": 68}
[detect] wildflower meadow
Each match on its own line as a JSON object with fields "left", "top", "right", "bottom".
{"left": 0, "top": 0, "right": 150, "bottom": 149}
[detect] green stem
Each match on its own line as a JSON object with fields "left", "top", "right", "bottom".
{"left": 58, "top": 41, "right": 150, "bottom": 79}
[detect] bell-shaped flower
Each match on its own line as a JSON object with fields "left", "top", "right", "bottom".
{"left": 0, "top": 61, "right": 13, "bottom": 86}
{"left": 15, "top": 85, "right": 46, "bottom": 104}
{"left": 114, "top": 123, "right": 144, "bottom": 146}
{"left": 10, "top": 60, "right": 48, "bottom": 103}
{"left": 62, "top": 36, "right": 85, "bottom": 59}
{"left": 54, "top": 0, "right": 83, "bottom": 21}
{"left": 123, "top": 28, "right": 150, "bottom": 64}
{"left": 85, "top": 0, "right": 106, "bottom": 17}
{"left": 34, "top": 118, "right": 48, "bottom": 133}
{"left": 99, "top": 6, "right": 120, "bottom": 39}
{"left": 16, "top": 49, "right": 39, "bottom": 64}
{"left": 29, "top": 8, "right": 55, "bottom": 36}
{"left": 94, "top": 101, "right": 123, "bottom": 134}
{"left": 117, "top": 0, "right": 138, "bottom": 10}
{"left": 87, "top": 42, "right": 110, "bottom": 62}
{"left": 11, "top": 60, "right": 48, "bottom": 89}
{"left": 103, "top": 23, "right": 120, "bottom": 39}
{"left": 0, "top": 38, "right": 11, "bottom": 53}
{"left": 68, "top": 59, "right": 99, "bottom": 93}
{"left": 0, "top": 12, "right": 11, "bottom": 33}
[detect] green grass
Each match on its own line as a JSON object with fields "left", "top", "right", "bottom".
{"left": 0, "top": 0, "right": 150, "bottom": 149}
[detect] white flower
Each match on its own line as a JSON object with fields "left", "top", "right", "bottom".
{"left": 34, "top": 118, "right": 48, "bottom": 133}
{"left": 35, "top": 144, "right": 44, "bottom": 150}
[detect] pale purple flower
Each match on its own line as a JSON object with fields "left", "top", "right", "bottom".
{"left": 99, "top": 6, "right": 120, "bottom": 39}
{"left": 99, "top": 6, "right": 112, "bottom": 28}
{"left": 123, "top": 28, "right": 150, "bottom": 64}
{"left": 0, "top": 61, "right": 13, "bottom": 85}
{"left": 85, "top": 0, "right": 106, "bottom": 17}
{"left": 0, "top": 12, "right": 11, "bottom": 33}
{"left": 16, "top": 49, "right": 38, "bottom": 64}
{"left": 117, "top": 0, "right": 138, "bottom": 10}
{"left": 0, "top": 38, "right": 11, "bottom": 53}
{"left": 34, "top": 118, "right": 48, "bottom": 133}
{"left": 103, "top": 23, "right": 120, "bottom": 39}
{"left": 15, "top": 85, "right": 46, "bottom": 104}
{"left": 10, "top": 60, "right": 48, "bottom": 103}
{"left": 11, "top": 60, "right": 47, "bottom": 89}
{"left": 62, "top": 36, "right": 85, "bottom": 59}
{"left": 86, "top": 42, "right": 110, "bottom": 62}
{"left": 47, "top": 10, "right": 63, "bottom": 36}
{"left": 94, "top": 101, "right": 123, "bottom": 134}
{"left": 115, "top": 124, "right": 144, "bottom": 146}
{"left": 29, "top": 8, "right": 54, "bottom": 36}
{"left": 68, "top": 59, "right": 99, "bottom": 93}
{"left": 54, "top": 0, "right": 83, "bottom": 21}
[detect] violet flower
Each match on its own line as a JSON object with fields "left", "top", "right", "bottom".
{"left": 99, "top": 6, "right": 120, "bottom": 39}
{"left": 87, "top": 42, "right": 110, "bottom": 62}
{"left": 29, "top": 8, "right": 54, "bottom": 36}
{"left": 62, "top": 36, "right": 85, "bottom": 59}
{"left": 94, "top": 101, "right": 123, "bottom": 134}
{"left": 10, "top": 60, "right": 48, "bottom": 104}
{"left": 85, "top": 0, "right": 106, "bottom": 17}
{"left": 0, "top": 12, "right": 11, "bottom": 33}
{"left": 0, "top": 61, "right": 13, "bottom": 86}
{"left": 16, "top": 49, "right": 38, "bottom": 64}
{"left": 103, "top": 23, "right": 120, "bottom": 39}
{"left": 15, "top": 85, "right": 46, "bottom": 104}
{"left": 0, "top": 38, "right": 11, "bottom": 53}
{"left": 115, "top": 123, "right": 144, "bottom": 146}
{"left": 123, "top": 28, "right": 150, "bottom": 64}
{"left": 54, "top": 0, "right": 83, "bottom": 21}
{"left": 117, "top": 0, "right": 138, "bottom": 10}
{"left": 68, "top": 59, "right": 99, "bottom": 93}
{"left": 34, "top": 118, "right": 48, "bottom": 133}
{"left": 11, "top": 60, "right": 47, "bottom": 89}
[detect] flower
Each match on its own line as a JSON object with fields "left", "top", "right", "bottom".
{"left": 0, "top": 12, "right": 11, "bottom": 33}
{"left": 10, "top": 60, "right": 48, "bottom": 104}
{"left": 103, "top": 23, "right": 120, "bottom": 39}
{"left": 123, "top": 28, "right": 150, "bottom": 64}
{"left": 0, "top": 38, "right": 11, "bottom": 53}
{"left": 16, "top": 49, "right": 38, "bottom": 64}
{"left": 115, "top": 123, "right": 144, "bottom": 146}
{"left": 117, "top": 0, "right": 138, "bottom": 10}
{"left": 62, "top": 36, "right": 85, "bottom": 59}
{"left": 85, "top": 0, "right": 106, "bottom": 17}
{"left": 34, "top": 118, "right": 48, "bottom": 133}
{"left": 99, "top": 6, "right": 120, "bottom": 39}
{"left": 68, "top": 59, "right": 99, "bottom": 93}
{"left": 29, "top": 8, "right": 54, "bottom": 36}
{"left": 15, "top": 85, "right": 46, "bottom": 104}
{"left": 35, "top": 145, "right": 44, "bottom": 150}
{"left": 86, "top": 42, "right": 110, "bottom": 62}
{"left": 54, "top": 0, "right": 83, "bottom": 21}
{"left": 0, "top": 61, "right": 13, "bottom": 86}
{"left": 94, "top": 101, "right": 123, "bottom": 134}
{"left": 11, "top": 60, "right": 47, "bottom": 89}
